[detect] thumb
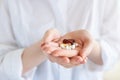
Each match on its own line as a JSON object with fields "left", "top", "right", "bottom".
{"left": 79, "top": 39, "right": 93, "bottom": 59}
{"left": 42, "top": 28, "right": 61, "bottom": 43}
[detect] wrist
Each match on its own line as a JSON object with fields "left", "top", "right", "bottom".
{"left": 23, "top": 41, "right": 47, "bottom": 62}
{"left": 22, "top": 41, "right": 47, "bottom": 74}
{"left": 88, "top": 40, "right": 103, "bottom": 65}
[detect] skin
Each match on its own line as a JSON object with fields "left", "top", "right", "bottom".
{"left": 22, "top": 28, "right": 103, "bottom": 75}
{"left": 22, "top": 29, "right": 60, "bottom": 74}
{"left": 41, "top": 29, "right": 103, "bottom": 67}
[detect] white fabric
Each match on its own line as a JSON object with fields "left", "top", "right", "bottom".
{"left": 0, "top": 0, "right": 120, "bottom": 80}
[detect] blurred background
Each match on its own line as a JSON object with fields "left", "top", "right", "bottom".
{"left": 103, "top": 60, "right": 120, "bottom": 80}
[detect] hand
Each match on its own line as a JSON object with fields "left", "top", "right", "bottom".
{"left": 40, "top": 29, "right": 80, "bottom": 57}
{"left": 22, "top": 28, "right": 61, "bottom": 74}
{"left": 40, "top": 28, "right": 61, "bottom": 54}
{"left": 41, "top": 41, "right": 86, "bottom": 68}
{"left": 51, "top": 29, "right": 94, "bottom": 59}
{"left": 41, "top": 29, "right": 93, "bottom": 68}
{"left": 40, "top": 29, "right": 85, "bottom": 68}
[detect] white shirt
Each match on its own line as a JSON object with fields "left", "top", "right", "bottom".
{"left": 0, "top": 0, "right": 120, "bottom": 80}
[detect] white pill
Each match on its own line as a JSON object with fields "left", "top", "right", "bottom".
{"left": 60, "top": 44, "right": 66, "bottom": 49}
{"left": 66, "top": 45, "right": 71, "bottom": 50}
{"left": 71, "top": 45, "right": 76, "bottom": 49}
{"left": 74, "top": 43, "right": 79, "bottom": 47}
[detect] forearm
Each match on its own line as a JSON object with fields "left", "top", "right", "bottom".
{"left": 88, "top": 40, "right": 103, "bottom": 65}
{"left": 22, "top": 41, "right": 47, "bottom": 74}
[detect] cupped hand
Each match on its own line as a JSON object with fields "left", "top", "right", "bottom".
{"left": 41, "top": 29, "right": 94, "bottom": 68}
{"left": 52, "top": 30, "right": 94, "bottom": 58}
{"left": 48, "top": 29, "right": 95, "bottom": 66}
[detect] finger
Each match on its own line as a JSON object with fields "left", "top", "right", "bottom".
{"left": 41, "top": 43, "right": 60, "bottom": 54}
{"left": 80, "top": 39, "right": 93, "bottom": 59}
{"left": 40, "top": 42, "right": 59, "bottom": 51}
{"left": 49, "top": 56, "right": 79, "bottom": 68}
{"left": 52, "top": 38, "right": 61, "bottom": 43}
{"left": 75, "top": 39, "right": 83, "bottom": 48}
{"left": 70, "top": 56, "right": 83, "bottom": 65}
{"left": 41, "top": 42, "right": 60, "bottom": 54}
{"left": 49, "top": 55, "right": 70, "bottom": 64}
{"left": 61, "top": 63, "right": 74, "bottom": 68}
{"left": 42, "top": 28, "right": 61, "bottom": 43}
{"left": 80, "top": 57, "right": 88, "bottom": 64}
{"left": 41, "top": 42, "right": 59, "bottom": 48}
{"left": 51, "top": 46, "right": 80, "bottom": 57}
{"left": 51, "top": 49, "right": 79, "bottom": 57}
{"left": 48, "top": 55, "right": 55, "bottom": 63}
{"left": 56, "top": 56, "right": 70, "bottom": 64}
{"left": 43, "top": 46, "right": 59, "bottom": 54}
{"left": 48, "top": 55, "right": 57, "bottom": 63}
{"left": 56, "top": 57, "right": 75, "bottom": 68}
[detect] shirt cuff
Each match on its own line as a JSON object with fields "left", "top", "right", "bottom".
{"left": 100, "top": 40, "right": 118, "bottom": 70}
{"left": 1, "top": 49, "right": 25, "bottom": 80}
{"left": 86, "top": 40, "right": 118, "bottom": 71}
{"left": 22, "top": 67, "right": 37, "bottom": 80}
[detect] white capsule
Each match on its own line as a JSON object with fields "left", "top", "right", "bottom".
{"left": 65, "top": 45, "right": 71, "bottom": 50}
{"left": 60, "top": 44, "right": 66, "bottom": 49}
{"left": 71, "top": 45, "right": 76, "bottom": 49}
{"left": 74, "top": 43, "right": 79, "bottom": 47}
{"left": 60, "top": 43, "right": 79, "bottom": 50}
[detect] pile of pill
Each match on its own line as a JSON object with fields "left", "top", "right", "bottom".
{"left": 60, "top": 39, "right": 78, "bottom": 50}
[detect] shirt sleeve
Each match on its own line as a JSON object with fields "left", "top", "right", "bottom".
{"left": 86, "top": 0, "right": 120, "bottom": 71}
{"left": 0, "top": 0, "right": 36, "bottom": 80}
